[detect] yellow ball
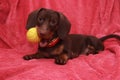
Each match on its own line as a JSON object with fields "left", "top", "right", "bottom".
{"left": 26, "top": 27, "right": 41, "bottom": 43}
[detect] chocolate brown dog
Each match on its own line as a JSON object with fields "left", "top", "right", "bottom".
{"left": 23, "top": 8, "right": 120, "bottom": 65}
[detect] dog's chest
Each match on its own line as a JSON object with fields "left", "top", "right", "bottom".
{"left": 38, "top": 42, "right": 64, "bottom": 56}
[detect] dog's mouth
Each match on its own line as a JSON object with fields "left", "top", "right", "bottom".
{"left": 39, "top": 40, "right": 48, "bottom": 47}
{"left": 39, "top": 37, "right": 60, "bottom": 48}
{"left": 38, "top": 33, "right": 53, "bottom": 47}
{"left": 36, "top": 26, "right": 59, "bottom": 48}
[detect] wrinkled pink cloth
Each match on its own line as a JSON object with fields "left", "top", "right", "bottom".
{"left": 0, "top": 0, "right": 120, "bottom": 80}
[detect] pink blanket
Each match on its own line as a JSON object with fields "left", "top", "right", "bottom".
{"left": 0, "top": 0, "right": 120, "bottom": 80}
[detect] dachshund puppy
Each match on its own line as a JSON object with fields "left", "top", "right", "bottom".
{"left": 23, "top": 8, "right": 120, "bottom": 65}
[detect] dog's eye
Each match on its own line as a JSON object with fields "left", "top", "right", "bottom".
{"left": 50, "top": 20, "right": 57, "bottom": 26}
{"left": 39, "top": 18, "right": 44, "bottom": 23}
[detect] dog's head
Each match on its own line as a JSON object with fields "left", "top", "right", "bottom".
{"left": 26, "top": 8, "right": 71, "bottom": 40}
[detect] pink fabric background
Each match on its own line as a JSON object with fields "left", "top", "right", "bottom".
{"left": 0, "top": 0, "right": 120, "bottom": 80}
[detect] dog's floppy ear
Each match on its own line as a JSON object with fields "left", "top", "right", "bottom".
{"left": 26, "top": 8, "right": 45, "bottom": 30}
{"left": 57, "top": 13, "right": 71, "bottom": 39}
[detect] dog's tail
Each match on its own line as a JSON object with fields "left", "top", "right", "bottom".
{"left": 99, "top": 34, "right": 120, "bottom": 42}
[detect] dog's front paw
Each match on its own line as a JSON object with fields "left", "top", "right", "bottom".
{"left": 23, "top": 55, "right": 33, "bottom": 60}
{"left": 55, "top": 54, "right": 69, "bottom": 65}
